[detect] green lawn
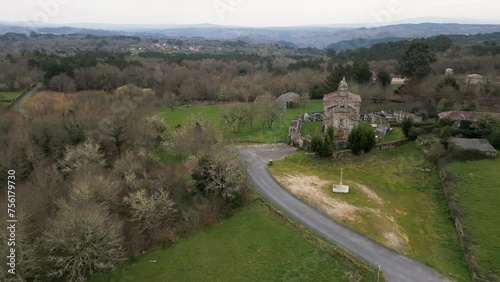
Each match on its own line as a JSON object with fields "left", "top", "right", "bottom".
{"left": 269, "top": 143, "right": 470, "bottom": 282}
{"left": 448, "top": 157, "right": 500, "bottom": 280}
{"left": 382, "top": 127, "right": 405, "bottom": 143}
{"left": 391, "top": 84, "right": 402, "bottom": 92}
{"left": 0, "top": 92, "right": 19, "bottom": 107}
{"left": 159, "top": 101, "right": 323, "bottom": 143}
{"left": 300, "top": 121, "right": 323, "bottom": 137}
{"left": 90, "top": 203, "right": 377, "bottom": 282}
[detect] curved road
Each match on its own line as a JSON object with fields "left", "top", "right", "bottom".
{"left": 239, "top": 146, "right": 452, "bottom": 282}
{"left": 12, "top": 82, "right": 43, "bottom": 113}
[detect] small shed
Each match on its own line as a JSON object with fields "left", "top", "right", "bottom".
{"left": 276, "top": 92, "right": 300, "bottom": 109}
{"left": 448, "top": 138, "right": 497, "bottom": 159}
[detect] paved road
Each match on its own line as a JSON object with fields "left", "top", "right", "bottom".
{"left": 239, "top": 145, "right": 452, "bottom": 282}
{"left": 13, "top": 82, "right": 43, "bottom": 113}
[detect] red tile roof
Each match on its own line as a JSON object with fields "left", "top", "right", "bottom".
{"left": 438, "top": 111, "right": 500, "bottom": 122}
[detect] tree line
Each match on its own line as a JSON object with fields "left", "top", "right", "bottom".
{"left": 0, "top": 87, "right": 250, "bottom": 281}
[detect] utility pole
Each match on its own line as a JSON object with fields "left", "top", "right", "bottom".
{"left": 279, "top": 112, "right": 283, "bottom": 142}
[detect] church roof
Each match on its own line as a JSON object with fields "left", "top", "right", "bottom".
{"left": 323, "top": 77, "right": 362, "bottom": 103}
{"left": 323, "top": 92, "right": 362, "bottom": 103}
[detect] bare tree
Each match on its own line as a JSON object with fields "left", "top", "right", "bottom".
{"left": 162, "top": 91, "right": 178, "bottom": 111}
{"left": 124, "top": 188, "right": 177, "bottom": 233}
{"left": 40, "top": 202, "right": 125, "bottom": 282}
{"left": 220, "top": 104, "right": 251, "bottom": 133}
{"left": 48, "top": 73, "right": 76, "bottom": 93}
{"left": 58, "top": 139, "right": 105, "bottom": 176}
{"left": 191, "top": 147, "right": 248, "bottom": 203}
{"left": 254, "top": 94, "right": 282, "bottom": 129}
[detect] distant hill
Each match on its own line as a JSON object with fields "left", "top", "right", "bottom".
{"left": 1, "top": 22, "right": 500, "bottom": 48}
{"left": 327, "top": 37, "right": 410, "bottom": 51}
{"left": 328, "top": 32, "right": 500, "bottom": 51}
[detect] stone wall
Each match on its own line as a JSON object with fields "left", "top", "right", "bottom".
{"left": 287, "top": 112, "right": 323, "bottom": 150}
{"left": 330, "top": 139, "right": 409, "bottom": 160}
{"left": 287, "top": 112, "right": 407, "bottom": 154}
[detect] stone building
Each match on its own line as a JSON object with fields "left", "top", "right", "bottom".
{"left": 466, "top": 74, "right": 483, "bottom": 85}
{"left": 323, "top": 78, "right": 362, "bottom": 149}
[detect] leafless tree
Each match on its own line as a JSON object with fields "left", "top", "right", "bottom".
{"left": 220, "top": 104, "right": 251, "bottom": 133}
{"left": 40, "top": 202, "right": 125, "bottom": 282}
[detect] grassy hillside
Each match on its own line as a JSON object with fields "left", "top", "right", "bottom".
{"left": 448, "top": 157, "right": 500, "bottom": 280}
{"left": 90, "top": 203, "right": 377, "bottom": 282}
{"left": 159, "top": 101, "right": 323, "bottom": 144}
{"left": 269, "top": 143, "right": 470, "bottom": 281}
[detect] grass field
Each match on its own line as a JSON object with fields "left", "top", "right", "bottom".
{"left": 0, "top": 92, "right": 20, "bottom": 107}
{"left": 300, "top": 121, "right": 323, "bottom": 137}
{"left": 269, "top": 143, "right": 470, "bottom": 281}
{"left": 381, "top": 127, "right": 405, "bottom": 143}
{"left": 90, "top": 203, "right": 377, "bottom": 282}
{"left": 159, "top": 101, "right": 323, "bottom": 143}
{"left": 448, "top": 157, "right": 500, "bottom": 280}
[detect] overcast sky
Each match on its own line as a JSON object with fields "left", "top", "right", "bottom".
{"left": 2, "top": 0, "right": 500, "bottom": 27}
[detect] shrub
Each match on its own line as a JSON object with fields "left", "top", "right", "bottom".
{"left": 408, "top": 127, "right": 420, "bottom": 141}
{"left": 348, "top": 123, "right": 376, "bottom": 155}
{"left": 402, "top": 116, "right": 414, "bottom": 138}
{"left": 490, "top": 126, "right": 500, "bottom": 149}
{"left": 310, "top": 135, "right": 323, "bottom": 153}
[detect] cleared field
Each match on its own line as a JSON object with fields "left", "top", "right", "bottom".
{"left": 448, "top": 157, "right": 500, "bottom": 280}
{"left": 90, "top": 203, "right": 377, "bottom": 282}
{"left": 159, "top": 101, "right": 323, "bottom": 143}
{"left": 269, "top": 143, "right": 470, "bottom": 282}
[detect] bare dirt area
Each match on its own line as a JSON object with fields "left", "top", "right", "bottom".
{"left": 276, "top": 174, "right": 406, "bottom": 251}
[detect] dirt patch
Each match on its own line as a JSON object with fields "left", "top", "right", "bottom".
{"left": 383, "top": 232, "right": 406, "bottom": 251}
{"left": 355, "top": 183, "right": 384, "bottom": 205}
{"left": 276, "top": 174, "right": 407, "bottom": 251}
{"left": 276, "top": 174, "right": 367, "bottom": 222}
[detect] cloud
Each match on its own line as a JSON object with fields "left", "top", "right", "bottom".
{"left": 1, "top": 0, "right": 499, "bottom": 26}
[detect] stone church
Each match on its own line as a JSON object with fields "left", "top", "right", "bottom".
{"left": 323, "top": 77, "right": 362, "bottom": 149}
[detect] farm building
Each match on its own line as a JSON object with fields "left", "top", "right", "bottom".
{"left": 275, "top": 92, "right": 301, "bottom": 109}
{"left": 438, "top": 111, "right": 500, "bottom": 128}
{"left": 448, "top": 138, "right": 497, "bottom": 159}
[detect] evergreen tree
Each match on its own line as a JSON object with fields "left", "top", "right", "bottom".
{"left": 399, "top": 41, "right": 436, "bottom": 80}
{"left": 353, "top": 60, "right": 372, "bottom": 84}
{"left": 348, "top": 123, "right": 376, "bottom": 155}
{"left": 323, "top": 64, "right": 353, "bottom": 93}
{"left": 377, "top": 70, "right": 392, "bottom": 88}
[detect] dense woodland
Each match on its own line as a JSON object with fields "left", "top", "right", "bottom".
{"left": 0, "top": 32, "right": 500, "bottom": 281}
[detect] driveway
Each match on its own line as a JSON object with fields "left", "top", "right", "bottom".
{"left": 239, "top": 144, "right": 452, "bottom": 282}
